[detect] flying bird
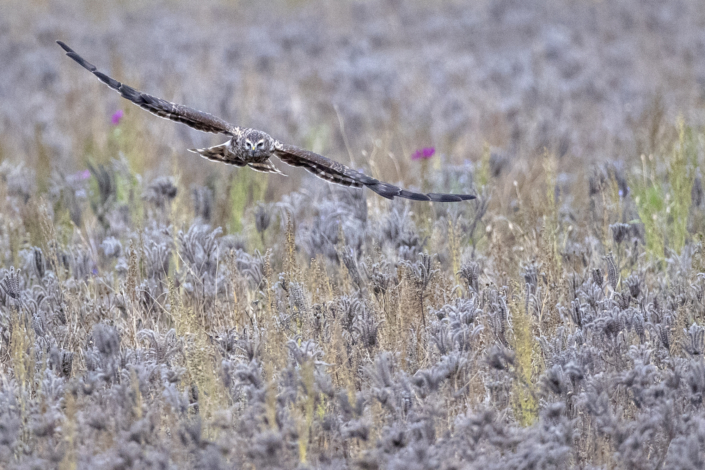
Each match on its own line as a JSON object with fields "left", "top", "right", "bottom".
{"left": 57, "top": 41, "right": 475, "bottom": 202}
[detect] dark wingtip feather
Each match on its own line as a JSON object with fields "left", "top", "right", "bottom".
{"left": 367, "top": 184, "right": 396, "bottom": 200}
{"left": 93, "top": 71, "right": 122, "bottom": 90}
{"left": 398, "top": 190, "right": 432, "bottom": 201}
{"left": 428, "top": 193, "right": 477, "bottom": 202}
{"left": 366, "top": 184, "right": 476, "bottom": 202}
{"left": 365, "top": 181, "right": 475, "bottom": 202}
{"left": 58, "top": 41, "right": 98, "bottom": 72}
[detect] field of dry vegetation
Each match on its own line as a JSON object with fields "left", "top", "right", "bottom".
{"left": 1, "top": 0, "right": 705, "bottom": 468}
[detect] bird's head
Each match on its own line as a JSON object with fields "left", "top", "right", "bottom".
{"left": 242, "top": 130, "right": 273, "bottom": 158}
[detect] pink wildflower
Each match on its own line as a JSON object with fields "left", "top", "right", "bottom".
{"left": 111, "top": 110, "right": 124, "bottom": 125}
{"left": 411, "top": 147, "right": 435, "bottom": 160}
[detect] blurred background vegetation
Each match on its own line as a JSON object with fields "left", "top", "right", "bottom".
{"left": 2, "top": 0, "right": 704, "bottom": 215}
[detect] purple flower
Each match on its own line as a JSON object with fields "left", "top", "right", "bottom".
{"left": 69, "top": 169, "right": 91, "bottom": 183}
{"left": 411, "top": 147, "right": 435, "bottom": 160}
{"left": 111, "top": 110, "right": 124, "bottom": 125}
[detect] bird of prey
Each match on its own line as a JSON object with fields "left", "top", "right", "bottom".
{"left": 57, "top": 41, "right": 475, "bottom": 202}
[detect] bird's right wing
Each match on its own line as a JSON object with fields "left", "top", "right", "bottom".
{"left": 57, "top": 41, "right": 236, "bottom": 136}
{"left": 273, "top": 143, "right": 476, "bottom": 202}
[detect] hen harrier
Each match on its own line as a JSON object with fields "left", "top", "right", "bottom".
{"left": 58, "top": 41, "right": 475, "bottom": 202}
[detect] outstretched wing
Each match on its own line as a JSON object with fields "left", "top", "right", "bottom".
{"left": 57, "top": 41, "right": 236, "bottom": 136}
{"left": 273, "top": 143, "right": 475, "bottom": 202}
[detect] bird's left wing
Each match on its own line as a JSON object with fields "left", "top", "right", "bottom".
{"left": 57, "top": 41, "right": 236, "bottom": 136}
{"left": 273, "top": 143, "right": 475, "bottom": 202}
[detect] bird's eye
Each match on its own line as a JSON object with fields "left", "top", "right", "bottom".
{"left": 256, "top": 140, "right": 265, "bottom": 149}
{"left": 245, "top": 140, "right": 252, "bottom": 149}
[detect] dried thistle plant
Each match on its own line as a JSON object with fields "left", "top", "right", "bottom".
{"left": 1, "top": 3, "right": 705, "bottom": 468}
